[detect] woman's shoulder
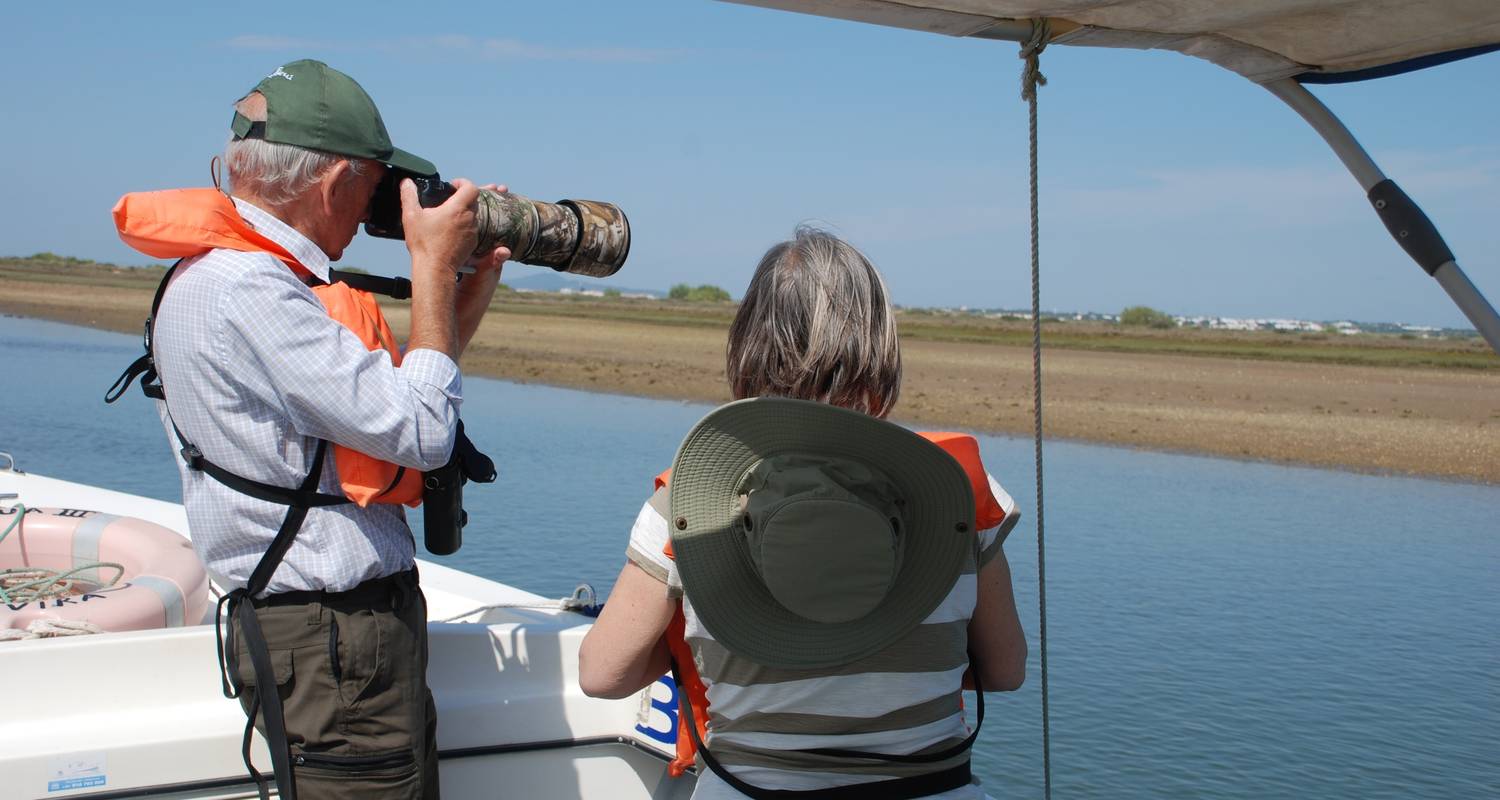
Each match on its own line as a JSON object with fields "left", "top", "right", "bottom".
{"left": 625, "top": 488, "right": 679, "bottom": 591}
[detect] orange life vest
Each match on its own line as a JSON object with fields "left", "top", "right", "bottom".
{"left": 653, "top": 431, "right": 1009, "bottom": 776}
{"left": 111, "top": 188, "right": 424, "bottom": 507}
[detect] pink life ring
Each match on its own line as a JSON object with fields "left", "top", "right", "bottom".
{"left": 0, "top": 507, "right": 210, "bottom": 632}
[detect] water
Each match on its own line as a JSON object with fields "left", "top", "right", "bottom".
{"left": 2, "top": 314, "right": 1496, "bottom": 799}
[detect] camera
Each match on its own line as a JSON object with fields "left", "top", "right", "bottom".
{"left": 365, "top": 172, "right": 630, "bottom": 278}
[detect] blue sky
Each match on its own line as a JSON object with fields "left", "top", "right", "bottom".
{"left": 1, "top": 1, "right": 1495, "bottom": 327}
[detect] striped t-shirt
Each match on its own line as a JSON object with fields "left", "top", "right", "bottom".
{"left": 626, "top": 473, "right": 1019, "bottom": 800}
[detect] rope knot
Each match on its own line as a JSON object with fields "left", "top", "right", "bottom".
{"left": 1019, "top": 18, "right": 1052, "bottom": 102}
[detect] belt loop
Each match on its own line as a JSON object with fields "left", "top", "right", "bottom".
{"left": 306, "top": 590, "right": 326, "bottom": 626}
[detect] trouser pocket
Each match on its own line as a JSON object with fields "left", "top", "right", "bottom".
{"left": 294, "top": 749, "right": 420, "bottom": 800}
{"left": 331, "top": 607, "right": 386, "bottom": 715}
{"left": 231, "top": 625, "right": 296, "bottom": 705}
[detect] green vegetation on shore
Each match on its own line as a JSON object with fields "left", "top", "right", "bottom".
{"left": 1119, "top": 305, "right": 1177, "bottom": 329}
{"left": 3, "top": 255, "right": 1496, "bottom": 372}
{"left": 668, "top": 283, "right": 732, "bottom": 302}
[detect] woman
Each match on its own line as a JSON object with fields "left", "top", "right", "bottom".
{"left": 579, "top": 227, "right": 1028, "bottom": 799}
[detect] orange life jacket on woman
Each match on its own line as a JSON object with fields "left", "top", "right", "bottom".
{"left": 111, "top": 188, "right": 424, "bottom": 507}
{"left": 653, "top": 431, "right": 1011, "bottom": 776}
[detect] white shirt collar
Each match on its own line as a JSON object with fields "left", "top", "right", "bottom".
{"left": 231, "top": 197, "right": 332, "bottom": 283}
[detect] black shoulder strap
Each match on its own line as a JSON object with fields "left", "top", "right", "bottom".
{"left": 105, "top": 259, "right": 181, "bottom": 403}
{"left": 108, "top": 256, "right": 345, "bottom": 800}
{"left": 327, "top": 269, "right": 411, "bottom": 299}
{"left": 220, "top": 438, "right": 336, "bottom": 800}
{"left": 168, "top": 418, "right": 348, "bottom": 508}
{"left": 669, "top": 660, "right": 982, "bottom": 800}
{"left": 105, "top": 258, "right": 348, "bottom": 508}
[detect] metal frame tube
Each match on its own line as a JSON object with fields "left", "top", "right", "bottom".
{"left": 1263, "top": 79, "right": 1386, "bottom": 190}
{"left": 1434, "top": 262, "right": 1500, "bottom": 348}
{"left": 1263, "top": 78, "right": 1499, "bottom": 353}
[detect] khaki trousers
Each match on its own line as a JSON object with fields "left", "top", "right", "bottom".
{"left": 230, "top": 569, "right": 439, "bottom": 800}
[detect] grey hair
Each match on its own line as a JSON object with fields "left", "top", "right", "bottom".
{"left": 727, "top": 227, "right": 902, "bottom": 417}
{"left": 224, "top": 92, "right": 365, "bottom": 207}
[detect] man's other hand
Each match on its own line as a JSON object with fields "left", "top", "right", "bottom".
{"left": 401, "top": 177, "right": 480, "bottom": 281}
{"left": 465, "top": 183, "right": 512, "bottom": 282}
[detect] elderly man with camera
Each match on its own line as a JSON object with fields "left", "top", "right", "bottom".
{"left": 109, "top": 60, "right": 507, "bottom": 799}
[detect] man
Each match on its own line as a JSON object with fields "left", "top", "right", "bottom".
{"left": 118, "top": 60, "right": 507, "bottom": 798}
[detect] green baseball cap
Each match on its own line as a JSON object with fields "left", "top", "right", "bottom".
{"left": 230, "top": 59, "right": 436, "bottom": 177}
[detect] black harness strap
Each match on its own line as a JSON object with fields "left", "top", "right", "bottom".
{"left": 670, "top": 661, "right": 984, "bottom": 800}
{"left": 104, "top": 259, "right": 180, "bottom": 404}
{"left": 107, "top": 262, "right": 414, "bottom": 406}
{"left": 219, "top": 437, "right": 334, "bottom": 800}
{"left": 172, "top": 418, "right": 346, "bottom": 508}
{"left": 107, "top": 260, "right": 482, "bottom": 800}
{"left": 108, "top": 260, "right": 370, "bottom": 800}
{"left": 327, "top": 268, "right": 412, "bottom": 300}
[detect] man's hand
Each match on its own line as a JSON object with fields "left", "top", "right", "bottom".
{"left": 464, "top": 183, "right": 512, "bottom": 283}
{"left": 403, "top": 177, "right": 481, "bottom": 361}
{"left": 454, "top": 183, "right": 512, "bottom": 357}
{"left": 401, "top": 177, "right": 480, "bottom": 280}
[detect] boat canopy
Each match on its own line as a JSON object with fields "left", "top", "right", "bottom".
{"left": 728, "top": 0, "right": 1500, "bottom": 352}
{"left": 727, "top": 1, "right": 1500, "bottom": 83}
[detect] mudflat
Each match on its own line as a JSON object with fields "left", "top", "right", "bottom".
{"left": 4, "top": 260, "right": 1497, "bottom": 483}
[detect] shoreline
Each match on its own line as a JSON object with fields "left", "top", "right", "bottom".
{"left": 471, "top": 367, "right": 1500, "bottom": 490}
{"left": 3, "top": 274, "right": 1497, "bottom": 485}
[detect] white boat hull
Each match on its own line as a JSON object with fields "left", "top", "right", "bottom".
{"left": 0, "top": 466, "right": 695, "bottom": 799}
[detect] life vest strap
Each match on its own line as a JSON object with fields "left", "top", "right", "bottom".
{"left": 177, "top": 440, "right": 349, "bottom": 508}
{"left": 326, "top": 269, "right": 412, "bottom": 300}
{"left": 105, "top": 243, "right": 420, "bottom": 800}
{"left": 668, "top": 659, "right": 983, "bottom": 799}
{"left": 213, "top": 437, "right": 336, "bottom": 800}
{"left": 104, "top": 259, "right": 183, "bottom": 405}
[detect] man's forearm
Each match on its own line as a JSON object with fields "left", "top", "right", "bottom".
{"left": 407, "top": 258, "right": 459, "bottom": 360}
{"left": 455, "top": 269, "right": 502, "bottom": 356}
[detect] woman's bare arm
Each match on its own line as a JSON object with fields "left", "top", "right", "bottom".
{"left": 964, "top": 549, "right": 1028, "bottom": 691}
{"left": 578, "top": 562, "right": 677, "bottom": 699}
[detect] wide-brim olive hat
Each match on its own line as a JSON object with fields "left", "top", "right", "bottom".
{"left": 230, "top": 59, "right": 436, "bottom": 177}
{"left": 668, "top": 397, "right": 976, "bottom": 670}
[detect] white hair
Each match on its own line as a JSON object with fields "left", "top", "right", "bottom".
{"left": 224, "top": 92, "right": 365, "bottom": 207}
{"left": 224, "top": 137, "right": 366, "bottom": 207}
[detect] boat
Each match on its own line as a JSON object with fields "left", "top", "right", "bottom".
{"left": 0, "top": 455, "right": 694, "bottom": 799}
{"left": 2, "top": 2, "right": 1496, "bottom": 799}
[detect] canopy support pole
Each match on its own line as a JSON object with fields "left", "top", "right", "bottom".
{"left": 1263, "top": 78, "right": 1500, "bottom": 353}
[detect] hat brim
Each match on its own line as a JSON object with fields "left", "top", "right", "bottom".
{"left": 381, "top": 147, "right": 437, "bottom": 178}
{"left": 668, "top": 397, "right": 976, "bottom": 670}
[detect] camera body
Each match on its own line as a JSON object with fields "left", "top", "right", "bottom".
{"left": 366, "top": 173, "right": 455, "bottom": 234}
{"left": 364, "top": 171, "right": 629, "bottom": 278}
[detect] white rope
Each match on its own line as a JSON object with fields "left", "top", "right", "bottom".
{"left": 1, "top": 504, "right": 126, "bottom": 608}
{"left": 437, "top": 583, "right": 598, "bottom": 623}
{"left": 0, "top": 618, "right": 106, "bottom": 642}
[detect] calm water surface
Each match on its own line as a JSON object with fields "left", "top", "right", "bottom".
{"left": 2, "top": 316, "right": 1495, "bottom": 799}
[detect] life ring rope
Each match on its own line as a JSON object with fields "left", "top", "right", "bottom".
{"left": 0, "top": 504, "right": 128, "bottom": 605}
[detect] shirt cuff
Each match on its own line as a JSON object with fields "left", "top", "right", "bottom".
{"left": 400, "top": 348, "right": 463, "bottom": 403}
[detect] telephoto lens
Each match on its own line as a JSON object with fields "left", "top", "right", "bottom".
{"left": 365, "top": 173, "right": 630, "bottom": 278}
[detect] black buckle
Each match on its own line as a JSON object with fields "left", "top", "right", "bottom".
{"left": 181, "top": 444, "right": 205, "bottom": 470}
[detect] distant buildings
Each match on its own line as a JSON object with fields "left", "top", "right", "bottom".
{"left": 1178, "top": 316, "right": 1322, "bottom": 332}
{"left": 516, "top": 286, "right": 659, "bottom": 300}
{"left": 505, "top": 289, "right": 1470, "bottom": 337}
